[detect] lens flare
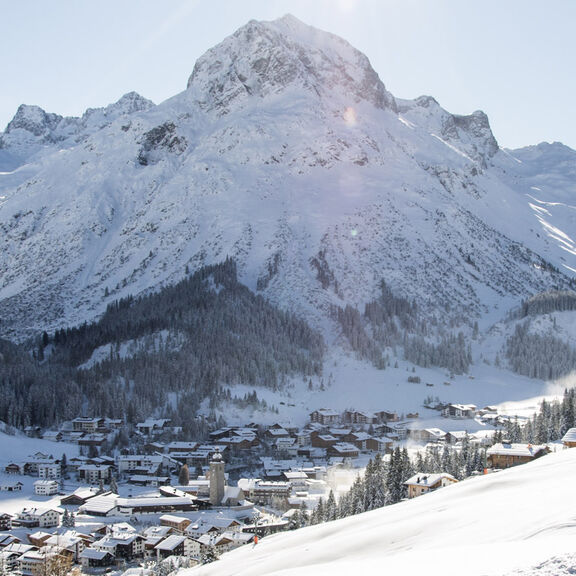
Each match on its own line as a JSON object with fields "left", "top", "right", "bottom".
{"left": 343, "top": 106, "right": 357, "bottom": 127}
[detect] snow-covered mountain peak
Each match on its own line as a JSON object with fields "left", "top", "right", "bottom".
{"left": 4, "top": 104, "right": 63, "bottom": 136}
{"left": 0, "top": 15, "right": 574, "bottom": 343}
{"left": 83, "top": 91, "right": 154, "bottom": 122}
{"left": 186, "top": 14, "right": 396, "bottom": 115}
{"left": 0, "top": 92, "right": 154, "bottom": 169}
{"left": 398, "top": 95, "right": 499, "bottom": 166}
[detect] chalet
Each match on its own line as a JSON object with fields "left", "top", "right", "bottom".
{"left": 237, "top": 478, "right": 291, "bottom": 506}
{"left": 78, "top": 433, "right": 108, "bottom": 448}
{"left": 159, "top": 515, "right": 192, "bottom": 532}
{"left": 164, "top": 441, "right": 199, "bottom": 453}
{"left": 41, "top": 430, "right": 62, "bottom": 442}
{"left": 60, "top": 431, "right": 85, "bottom": 444}
{"left": 154, "top": 534, "right": 187, "bottom": 559}
{"left": 408, "top": 428, "right": 446, "bottom": 444}
{"left": 23, "top": 453, "right": 53, "bottom": 475}
{"left": 45, "top": 531, "right": 86, "bottom": 562}
{"left": 26, "top": 531, "right": 52, "bottom": 547}
{"left": 143, "top": 525, "right": 173, "bottom": 552}
{"left": 442, "top": 404, "right": 477, "bottom": 419}
{"left": 79, "top": 493, "right": 119, "bottom": 517}
{"left": 38, "top": 461, "right": 61, "bottom": 480}
{"left": 117, "top": 454, "right": 164, "bottom": 475}
{"left": 60, "top": 487, "right": 98, "bottom": 506}
{"left": 24, "top": 426, "right": 41, "bottom": 437}
{"left": 0, "top": 513, "right": 12, "bottom": 531}
{"left": 0, "top": 481, "right": 23, "bottom": 492}
{"left": 329, "top": 442, "right": 360, "bottom": 459}
{"left": 115, "top": 496, "right": 197, "bottom": 515}
{"left": 445, "top": 431, "right": 469, "bottom": 445}
{"left": 128, "top": 475, "right": 171, "bottom": 487}
{"left": 185, "top": 517, "right": 242, "bottom": 540}
{"left": 343, "top": 410, "right": 374, "bottom": 425}
{"left": 33, "top": 480, "right": 59, "bottom": 496}
{"left": 486, "top": 443, "right": 549, "bottom": 469}
{"left": 283, "top": 470, "right": 308, "bottom": 488}
{"left": 374, "top": 410, "right": 399, "bottom": 423}
{"left": 366, "top": 436, "right": 394, "bottom": 453}
{"left": 274, "top": 437, "right": 297, "bottom": 453}
{"left": 4, "top": 463, "right": 22, "bottom": 475}
{"left": 310, "top": 409, "right": 340, "bottom": 426}
{"left": 267, "top": 423, "right": 290, "bottom": 437}
{"left": 1, "top": 543, "right": 35, "bottom": 564}
{"left": 136, "top": 418, "right": 171, "bottom": 436}
{"left": 344, "top": 431, "right": 372, "bottom": 451}
{"left": 92, "top": 532, "right": 145, "bottom": 560}
{"left": 220, "top": 432, "right": 259, "bottom": 452}
{"left": 294, "top": 430, "right": 311, "bottom": 446}
{"left": 72, "top": 417, "right": 105, "bottom": 433}
{"left": 79, "top": 548, "right": 115, "bottom": 570}
{"left": 404, "top": 473, "right": 458, "bottom": 499}
{"left": 0, "top": 534, "right": 21, "bottom": 547}
{"left": 0, "top": 548, "right": 23, "bottom": 572}
{"left": 14, "top": 508, "right": 60, "bottom": 528}
{"left": 78, "top": 464, "right": 111, "bottom": 484}
{"left": 561, "top": 428, "right": 576, "bottom": 448}
{"left": 310, "top": 433, "right": 338, "bottom": 449}
{"left": 19, "top": 549, "right": 61, "bottom": 576}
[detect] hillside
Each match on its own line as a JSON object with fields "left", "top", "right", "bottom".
{"left": 0, "top": 260, "right": 324, "bottom": 430}
{"left": 185, "top": 447, "right": 576, "bottom": 576}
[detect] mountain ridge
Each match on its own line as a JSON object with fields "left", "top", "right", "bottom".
{"left": 0, "top": 15, "right": 574, "bottom": 344}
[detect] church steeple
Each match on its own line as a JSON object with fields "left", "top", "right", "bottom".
{"left": 209, "top": 450, "right": 225, "bottom": 506}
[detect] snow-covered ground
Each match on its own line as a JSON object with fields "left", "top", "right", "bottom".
{"left": 183, "top": 447, "right": 576, "bottom": 576}
{"left": 217, "top": 343, "right": 572, "bottom": 430}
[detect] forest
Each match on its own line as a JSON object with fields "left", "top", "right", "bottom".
{"left": 0, "top": 259, "right": 324, "bottom": 431}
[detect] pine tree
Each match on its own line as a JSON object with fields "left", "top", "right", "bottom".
{"left": 325, "top": 490, "right": 337, "bottom": 522}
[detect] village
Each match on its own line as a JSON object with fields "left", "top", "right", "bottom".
{"left": 0, "top": 402, "right": 571, "bottom": 575}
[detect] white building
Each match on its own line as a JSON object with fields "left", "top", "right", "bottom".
{"left": 37, "top": 461, "right": 61, "bottom": 480}
{"left": 33, "top": 480, "right": 59, "bottom": 496}
{"left": 15, "top": 508, "right": 60, "bottom": 528}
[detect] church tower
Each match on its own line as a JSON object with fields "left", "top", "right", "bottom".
{"left": 209, "top": 450, "right": 225, "bottom": 506}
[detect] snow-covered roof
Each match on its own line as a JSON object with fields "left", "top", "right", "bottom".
{"left": 81, "top": 494, "right": 118, "bottom": 514}
{"left": 159, "top": 514, "right": 190, "bottom": 524}
{"left": 487, "top": 443, "right": 548, "bottom": 457}
{"left": 404, "top": 473, "right": 457, "bottom": 487}
{"left": 154, "top": 535, "right": 186, "bottom": 551}
{"left": 561, "top": 428, "right": 576, "bottom": 443}
{"left": 80, "top": 548, "right": 112, "bottom": 560}
{"left": 116, "top": 496, "right": 193, "bottom": 508}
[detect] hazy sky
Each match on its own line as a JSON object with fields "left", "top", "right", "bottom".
{"left": 1, "top": 0, "right": 575, "bottom": 150}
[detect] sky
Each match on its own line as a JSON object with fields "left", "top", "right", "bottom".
{"left": 1, "top": 0, "right": 575, "bottom": 150}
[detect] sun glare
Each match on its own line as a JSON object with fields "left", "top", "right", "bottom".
{"left": 343, "top": 106, "right": 357, "bottom": 127}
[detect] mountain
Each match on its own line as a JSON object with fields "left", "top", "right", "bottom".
{"left": 0, "top": 91, "right": 154, "bottom": 170}
{"left": 0, "top": 14, "right": 574, "bottom": 350}
{"left": 179, "top": 448, "right": 576, "bottom": 576}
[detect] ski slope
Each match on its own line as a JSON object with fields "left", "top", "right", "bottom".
{"left": 184, "top": 447, "right": 576, "bottom": 576}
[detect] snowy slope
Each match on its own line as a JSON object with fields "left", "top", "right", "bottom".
{"left": 184, "top": 447, "right": 576, "bottom": 576}
{"left": 0, "top": 15, "right": 574, "bottom": 341}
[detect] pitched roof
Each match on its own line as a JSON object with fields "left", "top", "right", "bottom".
{"left": 404, "top": 473, "right": 457, "bottom": 487}
{"left": 562, "top": 428, "right": 576, "bottom": 443}
{"left": 487, "top": 443, "right": 548, "bottom": 457}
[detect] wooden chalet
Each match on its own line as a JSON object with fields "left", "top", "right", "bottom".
{"left": 486, "top": 443, "right": 549, "bottom": 469}
{"left": 404, "top": 473, "right": 458, "bottom": 499}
